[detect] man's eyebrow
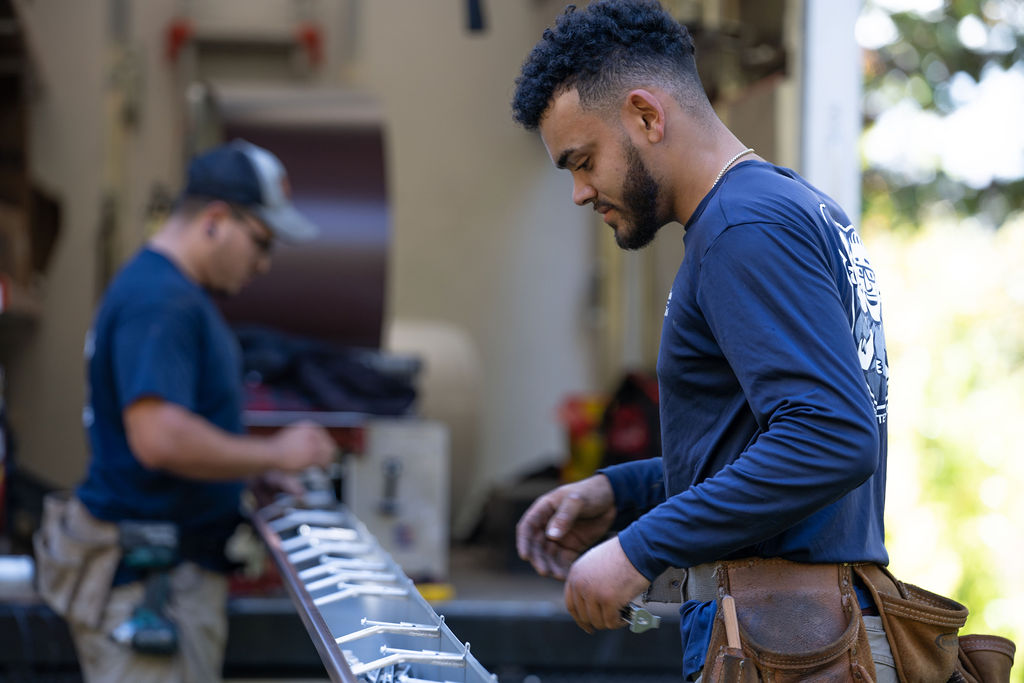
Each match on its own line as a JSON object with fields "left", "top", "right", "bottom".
{"left": 556, "top": 148, "right": 580, "bottom": 170}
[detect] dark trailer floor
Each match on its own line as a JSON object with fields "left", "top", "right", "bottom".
{"left": 0, "top": 544, "right": 684, "bottom": 683}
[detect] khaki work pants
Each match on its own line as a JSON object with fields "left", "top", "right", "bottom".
{"left": 863, "top": 615, "right": 899, "bottom": 683}
{"left": 68, "top": 562, "right": 228, "bottom": 683}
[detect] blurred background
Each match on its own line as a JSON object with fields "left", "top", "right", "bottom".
{"left": 0, "top": 0, "right": 1020, "bottom": 680}
{"left": 857, "top": 0, "right": 1024, "bottom": 679}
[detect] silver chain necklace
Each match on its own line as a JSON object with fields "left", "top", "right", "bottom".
{"left": 712, "top": 147, "right": 755, "bottom": 187}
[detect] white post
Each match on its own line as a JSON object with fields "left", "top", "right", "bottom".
{"left": 801, "top": 0, "right": 864, "bottom": 227}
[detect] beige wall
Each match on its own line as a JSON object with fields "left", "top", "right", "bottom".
{"left": 8, "top": 0, "right": 107, "bottom": 486}
{"left": 8, "top": 1, "right": 599, "bottom": 533}
{"left": 7, "top": 0, "right": 850, "bottom": 538}
{"left": 355, "top": 2, "right": 598, "bottom": 530}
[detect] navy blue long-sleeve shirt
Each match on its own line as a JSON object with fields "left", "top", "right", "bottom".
{"left": 601, "top": 161, "right": 889, "bottom": 677}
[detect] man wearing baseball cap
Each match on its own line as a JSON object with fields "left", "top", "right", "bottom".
{"left": 34, "top": 140, "right": 335, "bottom": 682}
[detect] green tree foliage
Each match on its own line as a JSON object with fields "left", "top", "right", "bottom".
{"left": 861, "top": 0, "right": 1024, "bottom": 228}
{"left": 868, "top": 216, "right": 1024, "bottom": 683}
{"left": 861, "top": 5, "right": 1024, "bottom": 680}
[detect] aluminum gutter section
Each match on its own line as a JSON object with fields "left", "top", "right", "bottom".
{"left": 252, "top": 496, "right": 497, "bottom": 683}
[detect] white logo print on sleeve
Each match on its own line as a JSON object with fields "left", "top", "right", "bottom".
{"left": 821, "top": 204, "right": 889, "bottom": 424}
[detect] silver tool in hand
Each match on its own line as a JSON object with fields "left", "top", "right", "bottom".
{"left": 621, "top": 601, "right": 661, "bottom": 634}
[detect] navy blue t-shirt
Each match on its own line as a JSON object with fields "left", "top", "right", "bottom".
{"left": 601, "top": 161, "right": 889, "bottom": 678}
{"left": 77, "top": 248, "right": 246, "bottom": 576}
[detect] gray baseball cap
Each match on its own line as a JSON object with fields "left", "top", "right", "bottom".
{"left": 183, "top": 139, "right": 319, "bottom": 242}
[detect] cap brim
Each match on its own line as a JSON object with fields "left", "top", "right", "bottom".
{"left": 254, "top": 204, "right": 320, "bottom": 243}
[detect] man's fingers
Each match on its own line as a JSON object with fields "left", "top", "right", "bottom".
{"left": 544, "top": 540, "right": 576, "bottom": 579}
{"left": 531, "top": 541, "right": 572, "bottom": 579}
{"left": 567, "top": 584, "right": 628, "bottom": 633}
{"left": 565, "top": 583, "right": 594, "bottom": 634}
{"left": 516, "top": 485, "right": 600, "bottom": 580}
{"left": 546, "top": 493, "right": 584, "bottom": 539}
{"left": 561, "top": 538, "right": 646, "bottom": 633}
{"left": 518, "top": 535, "right": 576, "bottom": 579}
{"left": 566, "top": 582, "right": 622, "bottom": 633}
{"left": 273, "top": 472, "right": 306, "bottom": 497}
{"left": 520, "top": 535, "right": 550, "bottom": 576}
{"left": 601, "top": 598, "right": 629, "bottom": 630}
{"left": 516, "top": 496, "right": 557, "bottom": 559}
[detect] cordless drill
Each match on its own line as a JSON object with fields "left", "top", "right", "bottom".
{"left": 108, "top": 521, "right": 179, "bottom": 655}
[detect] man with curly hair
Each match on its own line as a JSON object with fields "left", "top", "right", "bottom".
{"left": 513, "top": 2, "right": 897, "bottom": 680}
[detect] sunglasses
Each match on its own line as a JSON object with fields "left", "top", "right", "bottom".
{"left": 228, "top": 206, "right": 274, "bottom": 255}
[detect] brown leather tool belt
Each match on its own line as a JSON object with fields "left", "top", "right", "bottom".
{"left": 647, "top": 558, "right": 875, "bottom": 682}
{"left": 645, "top": 559, "right": 1015, "bottom": 683}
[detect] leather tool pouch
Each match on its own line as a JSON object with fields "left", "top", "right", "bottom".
{"left": 32, "top": 492, "right": 122, "bottom": 629}
{"left": 854, "top": 564, "right": 968, "bottom": 682}
{"left": 702, "top": 558, "right": 876, "bottom": 683}
{"left": 707, "top": 643, "right": 759, "bottom": 683}
{"left": 954, "top": 634, "right": 1016, "bottom": 683}
{"left": 854, "top": 565, "right": 1016, "bottom": 683}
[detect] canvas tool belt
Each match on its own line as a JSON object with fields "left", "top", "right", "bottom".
{"left": 32, "top": 491, "right": 122, "bottom": 629}
{"left": 645, "top": 563, "right": 718, "bottom": 603}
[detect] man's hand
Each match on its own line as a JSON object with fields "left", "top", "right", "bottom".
{"left": 268, "top": 421, "right": 336, "bottom": 472}
{"left": 248, "top": 470, "right": 305, "bottom": 508}
{"left": 515, "top": 474, "right": 617, "bottom": 579}
{"left": 564, "top": 536, "right": 650, "bottom": 633}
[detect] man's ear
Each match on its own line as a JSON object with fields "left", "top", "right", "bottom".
{"left": 622, "top": 89, "right": 665, "bottom": 144}
{"left": 199, "top": 201, "right": 231, "bottom": 238}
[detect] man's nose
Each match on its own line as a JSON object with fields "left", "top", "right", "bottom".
{"left": 572, "top": 179, "right": 596, "bottom": 206}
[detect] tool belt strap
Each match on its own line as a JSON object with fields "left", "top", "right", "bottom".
{"left": 644, "top": 562, "right": 719, "bottom": 603}
{"left": 645, "top": 557, "right": 859, "bottom": 604}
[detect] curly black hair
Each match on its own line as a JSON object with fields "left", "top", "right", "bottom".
{"left": 512, "top": 0, "right": 705, "bottom": 130}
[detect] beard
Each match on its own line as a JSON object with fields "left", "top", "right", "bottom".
{"left": 613, "top": 142, "right": 662, "bottom": 250}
